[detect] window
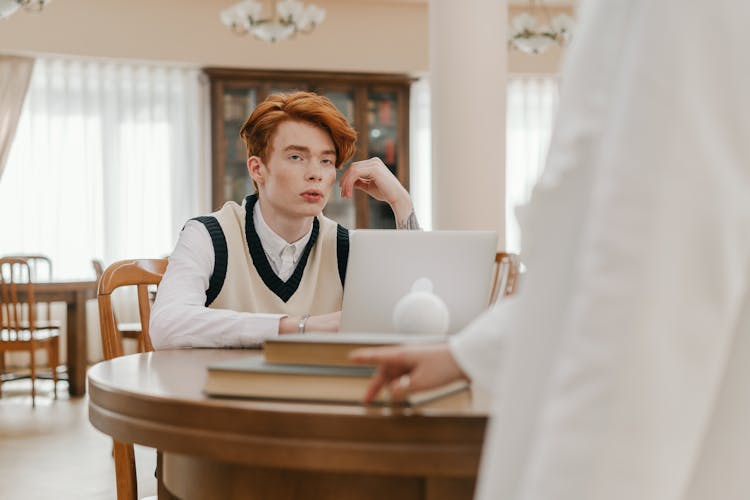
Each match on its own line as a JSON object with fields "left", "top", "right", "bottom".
{"left": 505, "top": 75, "right": 559, "bottom": 253}
{"left": 0, "top": 57, "right": 210, "bottom": 279}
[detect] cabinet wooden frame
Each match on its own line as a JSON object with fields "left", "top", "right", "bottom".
{"left": 204, "top": 67, "right": 414, "bottom": 228}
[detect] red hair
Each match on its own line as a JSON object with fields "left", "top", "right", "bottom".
{"left": 240, "top": 91, "right": 357, "bottom": 168}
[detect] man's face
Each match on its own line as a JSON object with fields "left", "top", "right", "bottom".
{"left": 248, "top": 120, "right": 338, "bottom": 224}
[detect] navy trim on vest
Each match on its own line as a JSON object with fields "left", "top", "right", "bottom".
{"left": 190, "top": 216, "right": 227, "bottom": 307}
{"left": 244, "top": 194, "right": 320, "bottom": 303}
{"left": 336, "top": 225, "right": 349, "bottom": 287}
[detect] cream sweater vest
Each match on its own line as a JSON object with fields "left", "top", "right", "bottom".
{"left": 192, "top": 195, "right": 348, "bottom": 316}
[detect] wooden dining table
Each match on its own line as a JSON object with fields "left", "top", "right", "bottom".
{"left": 88, "top": 349, "right": 492, "bottom": 500}
{"left": 15, "top": 280, "right": 99, "bottom": 396}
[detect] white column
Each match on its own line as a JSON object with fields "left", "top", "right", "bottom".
{"left": 429, "top": 0, "right": 507, "bottom": 246}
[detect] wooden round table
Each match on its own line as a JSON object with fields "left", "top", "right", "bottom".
{"left": 88, "top": 349, "right": 490, "bottom": 500}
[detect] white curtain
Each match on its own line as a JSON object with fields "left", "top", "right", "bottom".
{"left": 0, "top": 56, "right": 210, "bottom": 279}
{"left": 0, "top": 55, "right": 34, "bottom": 180}
{"left": 505, "top": 75, "right": 559, "bottom": 253}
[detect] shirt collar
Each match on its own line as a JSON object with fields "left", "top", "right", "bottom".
{"left": 252, "top": 201, "right": 312, "bottom": 265}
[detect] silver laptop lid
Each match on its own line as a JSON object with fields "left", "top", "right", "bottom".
{"left": 340, "top": 230, "right": 498, "bottom": 335}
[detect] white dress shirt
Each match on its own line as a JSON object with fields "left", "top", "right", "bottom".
{"left": 450, "top": 1, "right": 750, "bottom": 499}
{"left": 253, "top": 204, "right": 312, "bottom": 281}
{"left": 150, "top": 202, "right": 313, "bottom": 348}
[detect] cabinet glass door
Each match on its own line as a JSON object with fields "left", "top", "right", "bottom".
{"left": 367, "top": 90, "right": 399, "bottom": 229}
{"left": 222, "top": 87, "right": 258, "bottom": 203}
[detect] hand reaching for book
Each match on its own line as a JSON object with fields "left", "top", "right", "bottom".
{"left": 349, "top": 343, "right": 469, "bottom": 403}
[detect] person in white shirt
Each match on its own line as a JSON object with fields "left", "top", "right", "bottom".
{"left": 352, "top": 1, "right": 750, "bottom": 500}
{"left": 151, "top": 91, "right": 417, "bottom": 348}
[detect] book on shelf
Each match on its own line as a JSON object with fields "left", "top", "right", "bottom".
{"left": 383, "top": 138, "right": 396, "bottom": 165}
{"left": 377, "top": 99, "right": 393, "bottom": 125}
{"left": 263, "top": 332, "right": 448, "bottom": 367}
{"left": 223, "top": 93, "right": 250, "bottom": 122}
{"left": 203, "top": 355, "right": 469, "bottom": 406}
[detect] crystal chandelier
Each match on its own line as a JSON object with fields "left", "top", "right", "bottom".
{"left": 0, "top": 0, "right": 49, "bottom": 19}
{"left": 508, "top": 1, "right": 574, "bottom": 55}
{"left": 220, "top": 0, "right": 326, "bottom": 44}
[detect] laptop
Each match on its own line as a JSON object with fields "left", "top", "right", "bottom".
{"left": 340, "top": 230, "right": 498, "bottom": 335}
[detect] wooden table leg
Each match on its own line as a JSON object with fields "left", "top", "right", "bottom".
{"left": 66, "top": 291, "right": 89, "bottom": 397}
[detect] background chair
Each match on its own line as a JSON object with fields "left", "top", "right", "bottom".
{"left": 97, "top": 258, "right": 167, "bottom": 500}
{"left": 3, "top": 254, "right": 53, "bottom": 323}
{"left": 93, "top": 259, "right": 146, "bottom": 353}
{"left": 0, "top": 257, "right": 61, "bottom": 407}
{"left": 489, "top": 252, "right": 521, "bottom": 305}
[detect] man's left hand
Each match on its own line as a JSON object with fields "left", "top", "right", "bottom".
{"left": 339, "top": 157, "right": 412, "bottom": 222}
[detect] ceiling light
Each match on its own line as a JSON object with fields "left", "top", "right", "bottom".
{"left": 220, "top": 0, "right": 326, "bottom": 43}
{"left": 509, "top": 1, "right": 574, "bottom": 54}
{"left": 0, "top": 0, "right": 49, "bottom": 19}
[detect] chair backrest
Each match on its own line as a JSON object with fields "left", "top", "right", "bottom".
{"left": 97, "top": 259, "right": 167, "bottom": 500}
{"left": 2, "top": 255, "right": 52, "bottom": 322}
{"left": 2, "top": 255, "right": 52, "bottom": 281}
{"left": 97, "top": 259, "right": 168, "bottom": 361}
{"left": 489, "top": 252, "right": 521, "bottom": 305}
{"left": 0, "top": 257, "right": 38, "bottom": 334}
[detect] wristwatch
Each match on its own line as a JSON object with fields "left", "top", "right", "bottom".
{"left": 298, "top": 313, "right": 311, "bottom": 334}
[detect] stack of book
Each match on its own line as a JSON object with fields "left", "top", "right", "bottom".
{"left": 203, "top": 333, "right": 469, "bottom": 405}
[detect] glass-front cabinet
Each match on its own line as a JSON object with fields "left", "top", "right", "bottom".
{"left": 204, "top": 68, "right": 412, "bottom": 229}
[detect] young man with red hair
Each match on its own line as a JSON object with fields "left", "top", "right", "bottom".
{"left": 151, "top": 92, "right": 417, "bottom": 347}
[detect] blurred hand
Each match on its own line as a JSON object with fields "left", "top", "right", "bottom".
{"left": 349, "top": 343, "right": 468, "bottom": 403}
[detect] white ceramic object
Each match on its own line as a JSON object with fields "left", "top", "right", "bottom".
{"left": 392, "top": 278, "right": 450, "bottom": 334}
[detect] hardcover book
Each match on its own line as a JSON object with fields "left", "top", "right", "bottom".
{"left": 263, "top": 332, "right": 448, "bottom": 367}
{"left": 203, "top": 355, "right": 468, "bottom": 406}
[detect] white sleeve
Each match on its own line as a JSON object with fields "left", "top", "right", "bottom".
{"left": 150, "top": 220, "right": 285, "bottom": 348}
{"left": 473, "top": 1, "right": 750, "bottom": 499}
{"left": 449, "top": 300, "right": 513, "bottom": 393}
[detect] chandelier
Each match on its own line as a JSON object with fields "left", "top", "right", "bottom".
{"left": 0, "top": 0, "right": 49, "bottom": 19}
{"left": 508, "top": 1, "right": 574, "bottom": 55}
{"left": 220, "top": 0, "right": 326, "bottom": 44}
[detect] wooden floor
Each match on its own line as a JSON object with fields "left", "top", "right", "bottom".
{"left": 0, "top": 378, "right": 157, "bottom": 500}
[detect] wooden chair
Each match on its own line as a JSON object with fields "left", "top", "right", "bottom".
{"left": 97, "top": 258, "right": 168, "bottom": 500}
{"left": 0, "top": 257, "right": 61, "bottom": 407}
{"left": 93, "top": 259, "right": 146, "bottom": 353}
{"left": 489, "top": 252, "right": 521, "bottom": 305}
{"left": 3, "top": 254, "right": 53, "bottom": 322}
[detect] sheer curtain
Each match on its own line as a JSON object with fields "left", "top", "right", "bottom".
{"left": 0, "top": 55, "right": 34, "bottom": 180}
{"left": 505, "top": 75, "right": 559, "bottom": 253}
{"left": 0, "top": 56, "right": 210, "bottom": 279}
